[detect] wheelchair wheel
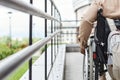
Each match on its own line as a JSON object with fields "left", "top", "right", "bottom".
{"left": 83, "top": 49, "right": 89, "bottom": 80}
{"left": 83, "top": 42, "right": 95, "bottom": 80}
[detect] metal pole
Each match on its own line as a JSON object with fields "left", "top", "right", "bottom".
{"left": 0, "top": 0, "right": 59, "bottom": 21}
{"left": 60, "top": 18, "right": 62, "bottom": 44}
{"left": 29, "top": 0, "right": 33, "bottom": 80}
{"left": 45, "top": 0, "right": 47, "bottom": 80}
{"left": 8, "top": 11, "right": 12, "bottom": 48}
{"left": 54, "top": 7, "right": 56, "bottom": 58}
{"left": 56, "top": 12, "right": 58, "bottom": 53}
{"left": 56, "top": 14, "right": 58, "bottom": 53}
{"left": 55, "top": 8, "right": 57, "bottom": 55}
{"left": 58, "top": 16, "right": 61, "bottom": 48}
{"left": 51, "top": 2, "right": 53, "bottom": 66}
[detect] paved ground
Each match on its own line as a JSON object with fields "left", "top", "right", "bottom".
{"left": 64, "top": 52, "right": 84, "bottom": 80}
{"left": 64, "top": 52, "right": 111, "bottom": 80}
{"left": 20, "top": 45, "right": 66, "bottom": 80}
{"left": 20, "top": 45, "right": 111, "bottom": 80}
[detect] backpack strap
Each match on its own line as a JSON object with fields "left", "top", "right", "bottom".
{"left": 109, "top": 33, "right": 120, "bottom": 41}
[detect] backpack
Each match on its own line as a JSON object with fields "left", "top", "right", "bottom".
{"left": 108, "top": 30, "right": 120, "bottom": 66}
{"left": 94, "top": 8, "right": 111, "bottom": 64}
{"left": 108, "top": 31, "right": 120, "bottom": 54}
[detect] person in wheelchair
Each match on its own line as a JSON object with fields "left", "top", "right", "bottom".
{"left": 107, "top": 19, "right": 120, "bottom": 80}
{"left": 78, "top": 0, "right": 120, "bottom": 80}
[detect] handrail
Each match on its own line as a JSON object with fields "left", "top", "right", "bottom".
{"left": 49, "top": 0, "right": 61, "bottom": 21}
{"left": 0, "top": 30, "right": 61, "bottom": 79}
{"left": 0, "top": 0, "right": 59, "bottom": 22}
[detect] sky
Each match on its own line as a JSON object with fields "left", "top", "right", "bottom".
{"left": 0, "top": 0, "right": 76, "bottom": 39}
{"left": 54, "top": 0, "right": 76, "bottom": 20}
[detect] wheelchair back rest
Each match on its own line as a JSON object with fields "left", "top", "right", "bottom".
{"left": 94, "top": 8, "right": 111, "bottom": 64}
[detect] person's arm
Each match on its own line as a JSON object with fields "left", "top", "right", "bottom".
{"left": 78, "top": 1, "right": 99, "bottom": 54}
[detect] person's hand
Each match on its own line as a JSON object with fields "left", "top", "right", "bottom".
{"left": 80, "top": 46, "right": 85, "bottom": 54}
{"left": 78, "top": 36, "right": 87, "bottom": 54}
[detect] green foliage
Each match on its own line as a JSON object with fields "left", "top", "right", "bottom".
{"left": 0, "top": 37, "right": 28, "bottom": 60}
{"left": 0, "top": 36, "right": 42, "bottom": 79}
{"left": 0, "top": 44, "right": 15, "bottom": 60}
{"left": 0, "top": 37, "right": 41, "bottom": 60}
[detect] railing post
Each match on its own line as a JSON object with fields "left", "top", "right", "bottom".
{"left": 45, "top": 0, "right": 47, "bottom": 80}
{"left": 58, "top": 14, "right": 61, "bottom": 49}
{"left": 56, "top": 12, "right": 58, "bottom": 54}
{"left": 51, "top": 2, "right": 53, "bottom": 66}
{"left": 8, "top": 11, "right": 12, "bottom": 48}
{"left": 59, "top": 15, "right": 62, "bottom": 44}
{"left": 55, "top": 9, "right": 58, "bottom": 55}
{"left": 29, "top": 0, "right": 33, "bottom": 80}
{"left": 54, "top": 7, "right": 56, "bottom": 58}
{"left": 57, "top": 12, "right": 59, "bottom": 53}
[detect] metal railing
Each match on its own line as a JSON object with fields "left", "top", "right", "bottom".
{"left": 0, "top": 0, "right": 62, "bottom": 80}
{"left": 0, "top": 31, "right": 61, "bottom": 79}
{"left": 0, "top": 0, "right": 58, "bottom": 21}
{"left": 61, "top": 20, "right": 79, "bottom": 44}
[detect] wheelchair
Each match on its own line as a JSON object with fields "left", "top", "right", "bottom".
{"left": 83, "top": 35, "right": 108, "bottom": 80}
{"left": 83, "top": 8, "right": 111, "bottom": 80}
